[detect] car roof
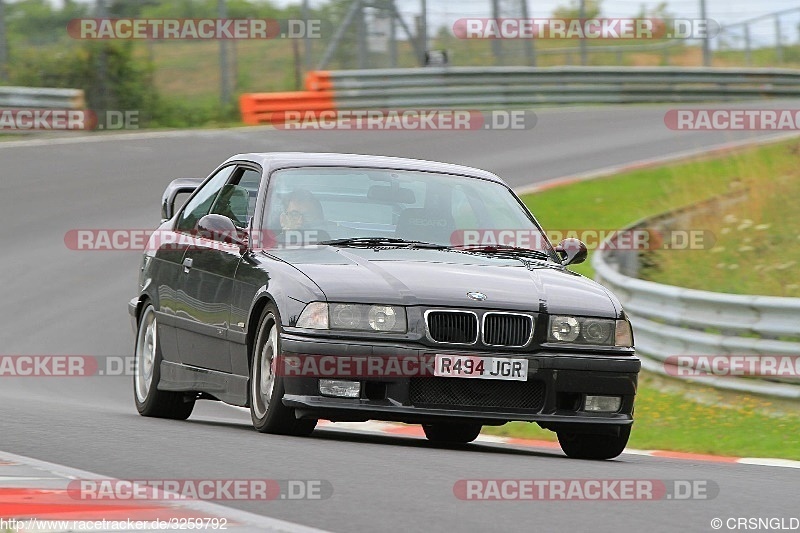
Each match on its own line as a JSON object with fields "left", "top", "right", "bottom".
{"left": 223, "top": 152, "right": 508, "bottom": 186}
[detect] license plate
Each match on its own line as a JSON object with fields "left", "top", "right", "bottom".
{"left": 434, "top": 354, "right": 528, "bottom": 381}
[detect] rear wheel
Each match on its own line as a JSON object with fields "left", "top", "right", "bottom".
{"left": 249, "top": 304, "right": 316, "bottom": 436}
{"left": 133, "top": 303, "right": 195, "bottom": 420}
{"left": 557, "top": 425, "right": 631, "bottom": 460}
{"left": 422, "top": 423, "right": 482, "bottom": 444}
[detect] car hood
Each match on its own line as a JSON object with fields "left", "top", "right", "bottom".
{"left": 264, "top": 247, "right": 621, "bottom": 317}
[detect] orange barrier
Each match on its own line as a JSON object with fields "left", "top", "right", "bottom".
{"left": 239, "top": 89, "right": 334, "bottom": 125}
{"left": 305, "top": 71, "right": 332, "bottom": 92}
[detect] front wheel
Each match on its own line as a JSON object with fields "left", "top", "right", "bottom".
{"left": 133, "top": 303, "right": 195, "bottom": 420}
{"left": 557, "top": 425, "right": 631, "bottom": 460}
{"left": 249, "top": 304, "right": 316, "bottom": 436}
{"left": 422, "top": 423, "right": 482, "bottom": 444}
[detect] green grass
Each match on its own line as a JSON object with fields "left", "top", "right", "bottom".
{"left": 484, "top": 374, "right": 800, "bottom": 460}
{"left": 638, "top": 165, "right": 800, "bottom": 297}
{"left": 138, "top": 39, "right": 302, "bottom": 97}
{"left": 519, "top": 138, "right": 800, "bottom": 280}
{"left": 714, "top": 46, "right": 800, "bottom": 68}
{"left": 505, "top": 136, "right": 800, "bottom": 460}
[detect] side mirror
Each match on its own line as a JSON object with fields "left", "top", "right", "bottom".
{"left": 161, "top": 178, "right": 204, "bottom": 221}
{"left": 555, "top": 238, "right": 588, "bottom": 265}
{"left": 197, "top": 214, "right": 247, "bottom": 248}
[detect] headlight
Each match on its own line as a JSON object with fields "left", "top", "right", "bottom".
{"left": 367, "top": 305, "right": 401, "bottom": 332}
{"left": 550, "top": 316, "right": 580, "bottom": 342}
{"left": 296, "top": 302, "right": 329, "bottom": 329}
{"left": 331, "top": 304, "right": 360, "bottom": 328}
{"left": 548, "top": 316, "right": 631, "bottom": 347}
{"left": 297, "top": 302, "right": 407, "bottom": 333}
{"left": 331, "top": 303, "right": 406, "bottom": 332}
{"left": 614, "top": 319, "right": 634, "bottom": 347}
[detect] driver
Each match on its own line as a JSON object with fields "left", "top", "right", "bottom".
{"left": 278, "top": 189, "right": 330, "bottom": 244}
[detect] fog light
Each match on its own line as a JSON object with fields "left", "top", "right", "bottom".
{"left": 584, "top": 395, "right": 622, "bottom": 412}
{"left": 319, "top": 379, "right": 361, "bottom": 398}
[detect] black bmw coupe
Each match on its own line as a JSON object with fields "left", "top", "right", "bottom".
{"left": 129, "top": 152, "right": 639, "bottom": 460}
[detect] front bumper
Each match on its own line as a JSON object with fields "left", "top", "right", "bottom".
{"left": 280, "top": 333, "right": 639, "bottom": 431}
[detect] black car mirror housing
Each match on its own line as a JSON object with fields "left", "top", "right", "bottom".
{"left": 197, "top": 214, "right": 247, "bottom": 249}
{"left": 555, "top": 238, "right": 588, "bottom": 265}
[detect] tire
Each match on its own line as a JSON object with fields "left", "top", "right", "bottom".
{"left": 422, "top": 422, "right": 482, "bottom": 444}
{"left": 557, "top": 425, "right": 631, "bottom": 460}
{"left": 249, "top": 304, "right": 317, "bottom": 436}
{"left": 133, "top": 303, "right": 195, "bottom": 420}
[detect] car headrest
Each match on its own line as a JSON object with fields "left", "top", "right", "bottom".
{"left": 215, "top": 184, "right": 250, "bottom": 226}
{"left": 395, "top": 208, "right": 455, "bottom": 243}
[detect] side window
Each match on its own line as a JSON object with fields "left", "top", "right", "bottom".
{"left": 175, "top": 166, "right": 236, "bottom": 232}
{"left": 208, "top": 167, "right": 262, "bottom": 228}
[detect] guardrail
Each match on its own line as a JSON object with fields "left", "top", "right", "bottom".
{"left": 240, "top": 90, "right": 333, "bottom": 126}
{"left": 592, "top": 197, "right": 800, "bottom": 399}
{"left": 241, "top": 66, "right": 800, "bottom": 123}
{"left": 0, "top": 87, "right": 85, "bottom": 109}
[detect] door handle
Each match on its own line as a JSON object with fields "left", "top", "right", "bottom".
{"left": 182, "top": 257, "right": 193, "bottom": 273}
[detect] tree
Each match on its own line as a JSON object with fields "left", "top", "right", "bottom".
{"left": 553, "top": 0, "right": 601, "bottom": 19}
{"left": 636, "top": 2, "right": 677, "bottom": 41}
{"left": 6, "top": 0, "right": 88, "bottom": 45}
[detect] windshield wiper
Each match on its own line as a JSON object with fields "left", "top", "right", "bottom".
{"left": 319, "top": 237, "right": 450, "bottom": 249}
{"left": 454, "top": 244, "right": 553, "bottom": 262}
{"left": 320, "top": 239, "right": 553, "bottom": 261}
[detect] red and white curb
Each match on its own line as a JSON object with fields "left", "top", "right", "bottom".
{"left": 0, "top": 451, "right": 329, "bottom": 533}
{"left": 316, "top": 420, "right": 800, "bottom": 469}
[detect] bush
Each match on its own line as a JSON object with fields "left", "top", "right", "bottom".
{"left": 8, "top": 40, "right": 241, "bottom": 127}
{"left": 11, "top": 41, "right": 159, "bottom": 120}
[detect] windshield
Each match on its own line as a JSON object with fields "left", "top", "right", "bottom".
{"left": 262, "top": 167, "right": 554, "bottom": 254}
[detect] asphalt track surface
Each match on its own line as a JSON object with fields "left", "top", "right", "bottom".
{"left": 1, "top": 103, "right": 797, "bottom": 532}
